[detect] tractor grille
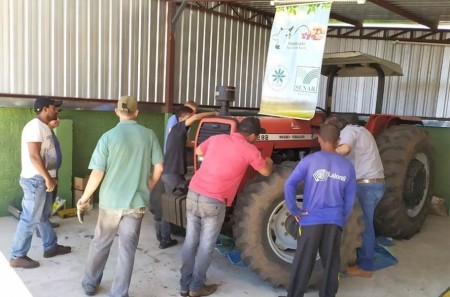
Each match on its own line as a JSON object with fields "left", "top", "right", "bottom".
{"left": 197, "top": 122, "right": 232, "bottom": 145}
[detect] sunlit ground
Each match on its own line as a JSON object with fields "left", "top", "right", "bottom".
{"left": 0, "top": 251, "right": 33, "bottom": 296}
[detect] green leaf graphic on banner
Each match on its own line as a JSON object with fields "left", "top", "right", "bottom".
{"left": 278, "top": 3, "right": 331, "bottom": 15}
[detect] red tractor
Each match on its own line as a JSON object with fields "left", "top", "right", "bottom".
{"left": 163, "top": 51, "right": 434, "bottom": 287}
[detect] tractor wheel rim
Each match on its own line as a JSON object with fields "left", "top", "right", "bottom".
{"left": 405, "top": 153, "right": 430, "bottom": 218}
{"left": 267, "top": 200, "right": 297, "bottom": 263}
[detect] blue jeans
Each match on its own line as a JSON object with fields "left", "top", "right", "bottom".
{"left": 11, "top": 176, "right": 57, "bottom": 258}
{"left": 356, "top": 182, "right": 385, "bottom": 271}
{"left": 180, "top": 190, "right": 226, "bottom": 291}
{"left": 82, "top": 208, "right": 144, "bottom": 297}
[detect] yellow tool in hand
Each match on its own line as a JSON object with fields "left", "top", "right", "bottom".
{"left": 295, "top": 216, "right": 302, "bottom": 236}
{"left": 295, "top": 211, "right": 308, "bottom": 236}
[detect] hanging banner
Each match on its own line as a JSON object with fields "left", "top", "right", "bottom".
{"left": 260, "top": 2, "right": 332, "bottom": 120}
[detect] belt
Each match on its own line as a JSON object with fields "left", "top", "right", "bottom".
{"left": 357, "top": 178, "right": 384, "bottom": 184}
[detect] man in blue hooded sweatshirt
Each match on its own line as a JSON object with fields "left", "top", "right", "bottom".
{"left": 284, "top": 123, "right": 356, "bottom": 297}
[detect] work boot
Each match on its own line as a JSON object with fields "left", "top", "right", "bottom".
{"left": 10, "top": 256, "right": 40, "bottom": 269}
{"left": 180, "top": 289, "right": 189, "bottom": 296}
{"left": 346, "top": 265, "right": 373, "bottom": 277}
{"left": 159, "top": 238, "right": 178, "bottom": 249}
{"left": 189, "top": 284, "right": 218, "bottom": 297}
{"left": 43, "top": 244, "right": 72, "bottom": 258}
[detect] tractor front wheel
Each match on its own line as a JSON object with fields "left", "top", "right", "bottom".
{"left": 233, "top": 163, "right": 364, "bottom": 288}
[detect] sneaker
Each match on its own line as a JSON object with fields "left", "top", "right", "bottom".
{"left": 189, "top": 284, "right": 218, "bottom": 297}
{"left": 159, "top": 239, "right": 178, "bottom": 249}
{"left": 43, "top": 244, "right": 72, "bottom": 258}
{"left": 82, "top": 282, "right": 97, "bottom": 296}
{"left": 346, "top": 265, "right": 373, "bottom": 278}
{"left": 10, "top": 256, "right": 40, "bottom": 269}
{"left": 180, "top": 289, "right": 189, "bottom": 297}
{"left": 83, "top": 287, "right": 96, "bottom": 296}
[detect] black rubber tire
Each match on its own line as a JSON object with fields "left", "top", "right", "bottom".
{"left": 375, "top": 125, "right": 434, "bottom": 239}
{"left": 233, "top": 163, "right": 364, "bottom": 288}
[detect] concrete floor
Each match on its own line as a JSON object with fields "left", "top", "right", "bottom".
{"left": 1, "top": 208, "right": 449, "bottom": 297}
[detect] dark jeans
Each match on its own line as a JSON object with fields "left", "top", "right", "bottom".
{"left": 287, "top": 224, "right": 342, "bottom": 297}
{"left": 150, "top": 174, "right": 185, "bottom": 242}
{"left": 149, "top": 180, "right": 170, "bottom": 242}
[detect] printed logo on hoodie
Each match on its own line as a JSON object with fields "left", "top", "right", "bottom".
{"left": 313, "top": 169, "right": 347, "bottom": 182}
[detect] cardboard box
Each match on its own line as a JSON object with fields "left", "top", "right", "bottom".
{"left": 73, "top": 189, "right": 94, "bottom": 210}
{"left": 73, "top": 176, "right": 89, "bottom": 190}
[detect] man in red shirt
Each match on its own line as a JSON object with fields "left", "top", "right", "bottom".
{"left": 179, "top": 117, "right": 273, "bottom": 297}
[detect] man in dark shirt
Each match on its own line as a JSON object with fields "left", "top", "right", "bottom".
{"left": 157, "top": 106, "right": 217, "bottom": 249}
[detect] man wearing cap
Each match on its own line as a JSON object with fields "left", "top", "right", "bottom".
{"left": 10, "top": 97, "right": 71, "bottom": 269}
{"left": 76, "top": 95, "right": 164, "bottom": 297}
{"left": 179, "top": 117, "right": 273, "bottom": 297}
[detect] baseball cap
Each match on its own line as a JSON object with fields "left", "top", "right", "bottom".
{"left": 238, "top": 117, "right": 262, "bottom": 135}
{"left": 34, "top": 97, "right": 62, "bottom": 112}
{"left": 117, "top": 96, "right": 138, "bottom": 113}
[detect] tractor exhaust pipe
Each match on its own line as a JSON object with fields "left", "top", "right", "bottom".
{"left": 215, "top": 85, "right": 236, "bottom": 116}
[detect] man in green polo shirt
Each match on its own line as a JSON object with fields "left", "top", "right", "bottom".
{"left": 77, "top": 95, "right": 163, "bottom": 297}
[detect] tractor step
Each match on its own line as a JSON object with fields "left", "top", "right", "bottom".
{"left": 162, "top": 193, "right": 187, "bottom": 228}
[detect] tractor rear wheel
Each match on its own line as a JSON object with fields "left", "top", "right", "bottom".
{"left": 233, "top": 162, "right": 364, "bottom": 288}
{"left": 375, "top": 125, "right": 434, "bottom": 239}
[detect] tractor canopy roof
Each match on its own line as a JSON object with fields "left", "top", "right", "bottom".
{"left": 321, "top": 51, "right": 403, "bottom": 77}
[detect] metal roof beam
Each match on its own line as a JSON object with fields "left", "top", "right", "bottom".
{"left": 182, "top": 2, "right": 272, "bottom": 29}
{"left": 328, "top": 27, "right": 450, "bottom": 44}
{"left": 367, "top": 0, "right": 438, "bottom": 30}
{"left": 330, "top": 12, "right": 362, "bottom": 28}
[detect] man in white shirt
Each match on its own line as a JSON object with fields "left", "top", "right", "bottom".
{"left": 325, "top": 115, "right": 385, "bottom": 277}
{"left": 10, "top": 97, "right": 71, "bottom": 269}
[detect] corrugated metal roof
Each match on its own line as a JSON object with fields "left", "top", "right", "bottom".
{"left": 207, "top": 0, "right": 450, "bottom": 31}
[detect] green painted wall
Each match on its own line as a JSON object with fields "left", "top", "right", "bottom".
{"left": 425, "top": 127, "right": 450, "bottom": 213}
{"left": 0, "top": 107, "right": 165, "bottom": 217}
{"left": 1, "top": 106, "right": 448, "bottom": 216}
{"left": 54, "top": 119, "right": 73, "bottom": 207}
{"left": 0, "top": 108, "right": 35, "bottom": 215}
